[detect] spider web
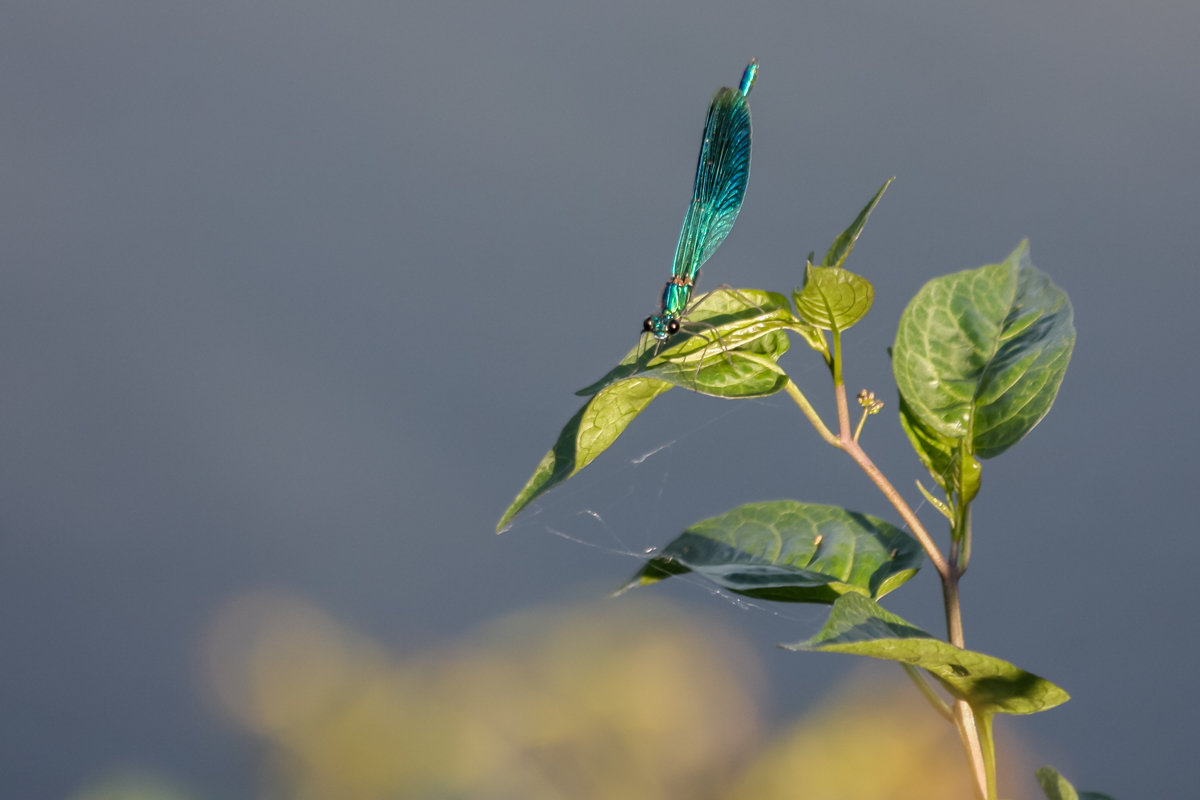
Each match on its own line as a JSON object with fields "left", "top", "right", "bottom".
{"left": 505, "top": 345, "right": 944, "bottom": 631}
{"left": 508, "top": 387, "right": 831, "bottom": 627}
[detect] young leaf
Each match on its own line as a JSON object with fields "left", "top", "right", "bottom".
{"left": 821, "top": 177, "right": 894, "bottom": 269}
{"left": 783, "top": 593, "right": 1070, "bottom": 716}
{"left": 617, "top": 500, "right": 922, "bottom": 603}
{"left": 793, "top": 265, "right": 875, "bottom": 331}
{"left": 893, "top": 241, "right": 1075, "bottom": 461}
{"left": 1036, "top": 765, "right": 1118, "bottom": 800}
{"left": 496, "top": 378, "right": 671, "bottom": 531}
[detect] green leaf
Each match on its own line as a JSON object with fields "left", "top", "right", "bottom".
{"left": 617, "top": 500, "right": 922, "bottom": 603}
{"left": 1036, "top": 766, "right": 1118, "bottom": 800}
{"left": 1036, "top": 767, "right": 1079, "bottom": 800}
{"left": 793, "top": 265, "right": 875, "bottom": 331}
{"left": 577, "top": 289, "right": 794, "bottom": 397}
{"left": 499, "top": 290, "right": 798, "bottom": 531}
{"left": 893, "top": 241, "right": 1075, "bottom": 461}
{"left": 784, "top": 593, "right": 1070, "bottom": 716}
{"left": 897, "top": 391, "right": 955, "bottom": 489}
{"left": 898, "top": 393, "right": 981, "bottom": 500}
{"left": 496, "top": 377, "right": 671, "bottom": 531}
{"left": 651, "top": 349, "right": 790, "bottom": 398}
{"left": 915, "top": 479, "right": 953, "bottom": 520}
{"left": 822, "top": 177, "right": 894, "bottom": 269}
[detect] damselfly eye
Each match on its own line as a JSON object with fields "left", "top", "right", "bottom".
{"left": 643, "top": 318, "right": 655, "bottom": 332}
{"left": 667, "top": 319, "right": 680, "bottom": 334}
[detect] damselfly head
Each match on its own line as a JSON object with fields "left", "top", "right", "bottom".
{"left": 642, "top": 315, "right": 681, "bottom": 342}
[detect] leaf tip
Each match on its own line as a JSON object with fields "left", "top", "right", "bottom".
{"left": 612, "top": 571, "right": 661, "bottom": 598}
{"left": 495, "top": 503, "right": 521, "bottom": 533}
{"left": 496, "top": 485, "right": 539, "bottom": 533}
{"left": 1008, "top": 238, "right": 1032, "bottom": 265}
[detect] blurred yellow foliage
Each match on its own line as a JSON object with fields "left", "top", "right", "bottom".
{"left": 202, "top": 590, "right": 763, "bottom": 799}
{"left": 201, "top": 590, "right": 1030, "bottom": 799}
{"left": 728, "top": 676, "right": 983, "bottom": 800}
{"left": 69, "top": 771, "right": 192, "bottom": 800}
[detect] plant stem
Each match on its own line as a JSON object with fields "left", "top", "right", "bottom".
{"left": 833, "top": 420, "right": 948, "bottom": 577}
{"left": 853, "top": 407, "right": 869, "bottom": 442}
{"left": 976, "top": 711, "right": 999, "bottom": 800}
{"left": 830, "top": 329, "right": 845, "bottom": 387}
{"left": 783, "top": 380, "right": 839, "bottom": 447}
{"left": 945, "top": 567, "right": 989, "bottom": 797}
{"left": 942, "top": 561, "right": 964, "bottom": 648}
{"left": 827, "top": 379, "right": 990, "bottom": 799}
{"left": 901, "top": 663, "right": 952, "bottom": 721}
{"left": 953, "top": 700, "right": 990, "bottom": 800}
{"left": 959, "top": 503, "right": 973, "bottom": 571}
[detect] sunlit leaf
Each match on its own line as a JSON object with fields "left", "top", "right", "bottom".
{"left": 794, "top": 265, "right": 875, "bottom": 331}
{"left": 499, "top": 291, "right": 799, "bottom": 531}
{"left": 578, "top": 289, "right": 794, "bottom": 396}
{"left": 618, "top": 501, "right": 922, "bottom": 603}
{"left": 652, "top": 350, "right": 790, "bottom": 398}
{"left": 893, "top": 241, "right": 1074, "bottom": 463}
{"left": 496, "top": 378, "right": 671, "bottom": 531}
{"left": 784, "top": 593, "right": 1070, "bottom": 716}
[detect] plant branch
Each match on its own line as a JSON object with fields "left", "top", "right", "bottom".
{"left": 943, "top": 550, "right": 964, "bottom": 647}
{"left": 944, "top": 489, "right": 990, "bottom": 796}
{"left": 853, "top": 407, "right": 869, "bottom": 442}
{"left": 975, "top": 710, "right": 999, "bottom": 800}
{"left": 954, "top": 700, "right": 990, "bottom": 800}
{"left": 783, "top": 380, "right": 839, "bottom": 447}
{"left": 959, "top": 502, "right": 973, "bottom": 571}
{"left": 901, "top": 663, "right": 952, "bottom": 721}
{"left": 829, "top": 375, "right": 988, "bottom": 797}
{"left": 832, "top": 391, "right": 949, "bottom": 578}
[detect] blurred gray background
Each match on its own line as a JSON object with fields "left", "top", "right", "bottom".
{"left": 3, "top": 1, "right": 1197, "bottom": 798}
